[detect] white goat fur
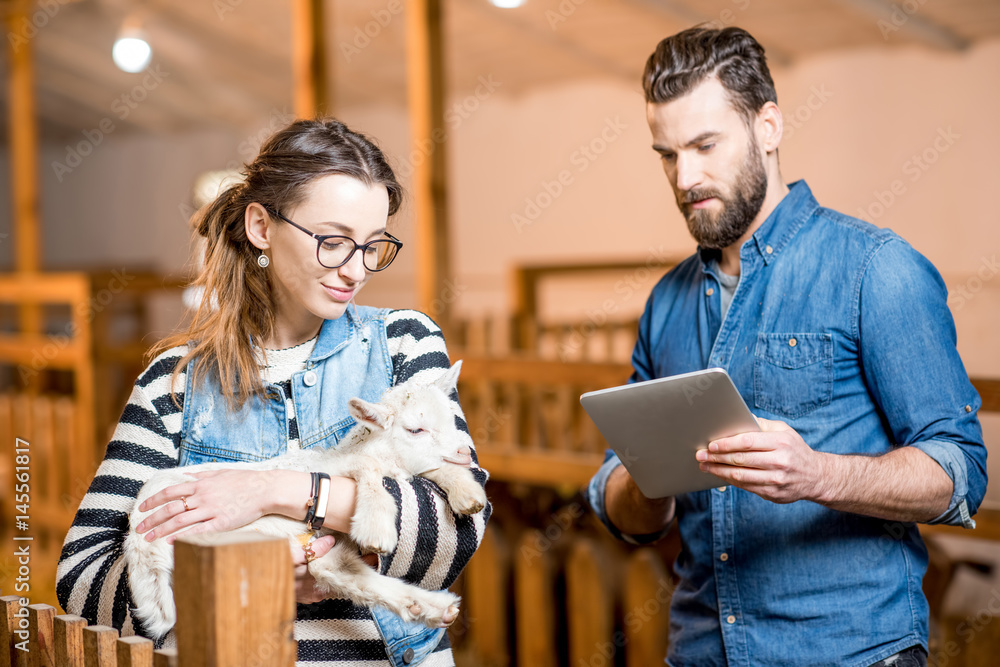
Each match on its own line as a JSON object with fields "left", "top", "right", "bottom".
{"left": 124, "top": 361, "right": 486, "bottom": 639}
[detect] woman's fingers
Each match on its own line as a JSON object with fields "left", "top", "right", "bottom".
{"left": 135, "top": 497, "right": 189, "bottom": 535}
{"left": 138, "top": 482, "right": 196, "bottom": 513}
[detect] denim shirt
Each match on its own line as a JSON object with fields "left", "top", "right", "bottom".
{"left": 179, "top": 305, "right": 445, "bottom": 667}
{"left": 588, "top": 181, "right": 987, "bottom": 667}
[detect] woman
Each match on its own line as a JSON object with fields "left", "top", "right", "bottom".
{"left": 56, "top": 118, "right": 490, "bottom": 666}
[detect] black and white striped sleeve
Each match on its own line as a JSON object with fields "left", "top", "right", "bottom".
{"left": 382, "top": 309, "right": 491, "bottom": 591}
{"left": 55, "top": 349, "right": 187, "bottom": 636}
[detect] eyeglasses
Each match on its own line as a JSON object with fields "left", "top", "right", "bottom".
{"left": 267, "top": 209, "right": 403, "bottom": 272}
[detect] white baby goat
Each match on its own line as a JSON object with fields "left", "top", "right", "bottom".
{"left": 124, "top": 361, "right": 486, "bottom": 640}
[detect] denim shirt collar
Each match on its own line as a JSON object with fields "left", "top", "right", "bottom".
{"left": 308, "top": 306, "right": 357, "bottom": 363}
{"left": 698, "top": 179, "right": 818, "bottom": 269}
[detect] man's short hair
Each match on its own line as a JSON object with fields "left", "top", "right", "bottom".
{"left": 643, "top": 26, "right": 777, "bottom": 124}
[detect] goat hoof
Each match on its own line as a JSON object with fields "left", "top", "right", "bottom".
{"left": 409, "top": 603, "right": 422, "bottom": 616}
{"left": 443, "top": 604, "right": 460, "bottom": 625}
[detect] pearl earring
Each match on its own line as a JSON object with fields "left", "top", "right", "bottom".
{"left": 257, "top": 254, "right": 270, "bottom": 268}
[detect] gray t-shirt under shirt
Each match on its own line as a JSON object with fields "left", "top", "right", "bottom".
{"left": 715, "top": 265, "right": 740, "bottom": 320}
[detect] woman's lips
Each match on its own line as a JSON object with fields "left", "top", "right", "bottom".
{"left": 322, "top": 284, "right": 355, "bottom": 302}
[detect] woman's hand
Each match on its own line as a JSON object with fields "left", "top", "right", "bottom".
{"left": 135, "top": 469, "right": 278, "bottom": 543}
{"left": 293, "top": 535, "right": 337, "bottom": 604}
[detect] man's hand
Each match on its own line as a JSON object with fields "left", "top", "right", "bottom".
{"left": 696, "top": 417, "right": 828, "bottom": 504}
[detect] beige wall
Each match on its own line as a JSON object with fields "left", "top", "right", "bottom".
{"left": 6, "top": 40, "right": 996, "bottom": 372}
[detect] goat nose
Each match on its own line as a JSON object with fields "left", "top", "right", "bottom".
{"left": 456, "top": 445, "right": 471, "bottom": 457}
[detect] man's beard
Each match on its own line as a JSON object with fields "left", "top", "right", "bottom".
{"left": 678, "top": 140, "right": 768, "bottom": 250}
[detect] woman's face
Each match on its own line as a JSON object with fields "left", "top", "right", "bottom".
{"left": 257, "top": 174, "right": 391, "bottom": 342}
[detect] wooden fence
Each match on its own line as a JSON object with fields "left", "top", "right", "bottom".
{"left": 1, "top": 533, "right": 295, "bottom": 667}
{"left": 450, "top": 351, "right": 1000, "bottom": 667}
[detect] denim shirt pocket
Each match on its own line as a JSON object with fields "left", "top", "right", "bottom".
{"left": 371, "top": 605, "right": 445, "bottom": 666}
{"left": 753, "top": 332, "right": 833, "bottom": 419}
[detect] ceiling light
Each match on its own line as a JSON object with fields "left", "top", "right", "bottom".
{"left": 490, "top": 0, "right": 525, "bottom": 8}
{"left": 113, "top": 20, "right": 152, "bottom": 73}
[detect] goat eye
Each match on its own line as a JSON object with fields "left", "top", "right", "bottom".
{"left": 407, "top": 427, "right": 426, "bottom": 435}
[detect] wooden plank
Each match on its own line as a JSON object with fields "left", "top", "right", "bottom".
{"left": 53, "top": 616, "right": 85, "bottom": 667}
{"left": 406, "top": 0, "right": 452, "bottom": 324}
{"left": 0, "top": 335, "right": 87, "bottom": 370}
{"left": 458, "top": 355, "right": 632, "bottom": 388}
{"left": 566, "top": 538, "right": 616, "bottom": 667}
{"left": 2, "top": 596, "right": 25, "bottom": 667}
{"left": 623, "top": 549, "right": 670, "bottom": 667}
{"left": 464, "top": 524, "right": 509, "bottom": 665}
{"left": 972, "top": 378, "right": 1000, "bottom": 413}
{"left": 152, "top": 649, "right": 177, "bottom": 667}
{"left": 478, "top": 450, "right": 604, "bottom": 489}
{"left": 290, "top": 0, "right": 328, "bottom": 118}
{"left": 514, "top": 530, "right": 556, "bottom": 667}
{"left": 82, "top": 627, "right": 117, "bottom": 667}
{"left": 0, "top": 274, "right": 90, "bottom": 304}
{"left": 115, "top": 636, "right": 153, "bottom": 667}
{"left": 173, "top": 533, "right": 296, "bottom": 667}
{"left": 26, "top": 605, "right": 55, "bottom": 667}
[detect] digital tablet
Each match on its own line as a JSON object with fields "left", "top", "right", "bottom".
{"left": 580, "top": 368, "right": 759, "bottom": 498}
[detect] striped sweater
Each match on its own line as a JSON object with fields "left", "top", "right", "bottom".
{"left": 56, "top": 310, "right": 491, "bottom": 666}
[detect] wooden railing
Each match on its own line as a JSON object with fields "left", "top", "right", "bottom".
{"left": 1, "top": 533, "right": 295, "bottom": 667}
{"left": 451, "top": 350, "right": 1000, "bottom": 667}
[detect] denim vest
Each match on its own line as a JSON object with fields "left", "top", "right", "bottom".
{"left": 178, "top": 305, "right": 445, "bottom": 666}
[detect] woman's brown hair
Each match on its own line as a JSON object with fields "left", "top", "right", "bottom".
{"left": 149, "top": 118, "right": 403, "bottom": 410}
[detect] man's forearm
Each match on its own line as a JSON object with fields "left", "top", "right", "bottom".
{"left": 815, "top": 446, "right": 952, "bottom": 522}
{"left": 605, "top": 464, "right": 676, "bottom": 535}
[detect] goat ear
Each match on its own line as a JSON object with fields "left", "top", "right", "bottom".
{"left": 349, "top": 398, "right": 393, "bottom": 430}
{"left": 432, "top": 360, "right": 462, "bottom": 393}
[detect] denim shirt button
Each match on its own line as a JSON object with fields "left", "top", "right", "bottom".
{"left": 765, "top": 245, "right": 773, "bottom": 254}
{"left": 706, "top": 287, "right": 714, "bottom": 296}
{"left": 717, "top": 486, "right": 727, "bottom": 492}
{"left": 726, "top": 615, "right": 736, "bottom": 624}
{"left": 402, "top": 647, "right": 415, "bottom": 664}
{"left": 303, "top": 370, "right": 318, "bottom": 387}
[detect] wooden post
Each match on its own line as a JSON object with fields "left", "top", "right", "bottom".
{"left": 115, "top": 636, "right": 153, "bottom": 667}
{"left": 405, "top": 0, "right": 453, "bottom": 329}
{"left": 2, "top": 596, "right": 25, "bottom": 667}
{"left": 53, "top": 616, "right": 85, "bottom": 667}
{"left": 82, "top": 626, "right": 117, "bottom": 667}
{"left": 151, "top": 649, "right": 177, "bottom": 667}
{"left": 290, "top": 0, "right": 328, "bottom": 118}
{"left": 623, "top": 549, "right": 670, "bottom": 667}
{"left": 173, "top": 533, "right": 296, "bottom": 667}
{"left": 26, "top": 605, "right": 54, "bottom": 667}
{"left": 566, "top": 538, "right": 616, "bottom": 667}
{"left": 3, "top": 0, "right": 43, "bottom": 340}
{"left": 514, "top": 530, "right": 556, "bottom": 667}
{"left": 463, "top": 524, "right": 509, "bottom": 665}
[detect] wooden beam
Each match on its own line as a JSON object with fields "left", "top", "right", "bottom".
{"left": 406, "top": 0, "right": 452, "bottom": 326}
{"left": 4, "top": 0, "right": 43, "bottom": 346}
{"left": 832, "top": 0, "right": 969, "bottom": 51}
{"left": 291, "top": 0, "right": 328, "bottom": 118}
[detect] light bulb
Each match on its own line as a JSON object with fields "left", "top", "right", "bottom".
{"left": 113, "top": 26, "right": 152, "bottom": 73}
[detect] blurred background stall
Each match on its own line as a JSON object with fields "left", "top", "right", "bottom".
{"left": 0, "top": 1, "right": 998, "bottom": 665}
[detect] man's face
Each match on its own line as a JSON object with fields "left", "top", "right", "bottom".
{"left": 647, "top": 77, "right": 768, "bottom": 250}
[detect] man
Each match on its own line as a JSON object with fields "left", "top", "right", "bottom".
{"left": 587, "top": 26, "right": 986, "bottom": 667}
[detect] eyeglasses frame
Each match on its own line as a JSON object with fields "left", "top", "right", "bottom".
{"left": 265, "top": 208, "right": 403, "bottom": 272}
